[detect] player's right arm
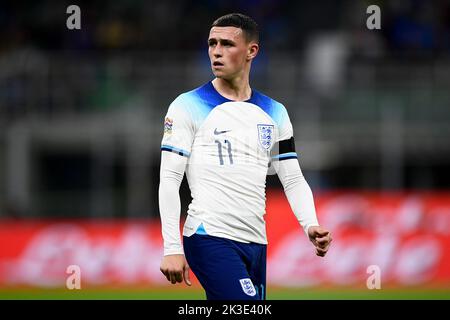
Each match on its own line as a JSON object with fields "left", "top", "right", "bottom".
{"left": 158, "top": 94, "right": 195, "bottom": 285}
{"left": 159, "top": 151, "right": 191, "bottom": 285}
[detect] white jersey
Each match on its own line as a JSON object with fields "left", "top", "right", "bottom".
{"left": 161, "top": 81, "right": 297, "bottom": 244}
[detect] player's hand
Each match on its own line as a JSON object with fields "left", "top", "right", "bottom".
{"left": 160, "top": 254, "right": 192, "bottom": 286}
{"left": 307, "top": 226, "right": 332, "bottom": 257}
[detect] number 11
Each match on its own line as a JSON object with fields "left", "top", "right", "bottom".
{"left": 215, "top": 140, "right": 233, "bottom": 165}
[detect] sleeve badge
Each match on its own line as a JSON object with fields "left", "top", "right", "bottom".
{"left": 164, "top": 117, "right": 173, "bottom": 134}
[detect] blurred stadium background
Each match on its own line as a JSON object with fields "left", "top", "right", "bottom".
{"left": 1, "top": 0, "right": 450, "bottom": 299}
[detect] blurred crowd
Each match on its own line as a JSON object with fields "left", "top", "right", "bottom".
{"left": 1, "top": 0, "right": 449, "bottom": 54}
{"left": 1, "top": 1, "right": 449, "bottom": 219}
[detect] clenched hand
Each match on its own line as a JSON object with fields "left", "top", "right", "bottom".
{"left": 308, "top": 226, "right": 332, "bottom": 257}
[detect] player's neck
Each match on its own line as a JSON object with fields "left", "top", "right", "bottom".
{"left": 212, "top": 77, "right": 251, "bottom": 102}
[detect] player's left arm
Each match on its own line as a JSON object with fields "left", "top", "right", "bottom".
{"left": 273, "top": 137, "right": 332, "bottom": 257}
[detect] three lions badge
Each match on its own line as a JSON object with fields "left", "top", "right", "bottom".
{"left": 239, "top": 278, "right": 256, "bottom": 296}
{"left": 257, "top": 124, "right": 274, "bottom": 150}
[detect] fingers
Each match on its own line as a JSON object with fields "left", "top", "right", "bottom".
{"left": 314, "top": 232, "right": 332, "bottom": 257}
{"left": 174, "top": 271, "right": 183, "bottom": 284}
{"left": 315, "top": 246, "right": 328, "bottom": 257}
{"left": 160, "top": 267, "right": 170, "bottom": 282}
{"left": 309, "top": 227, "right": 331, "bottom": 243}
{"left": 316, "top": 237, "right": 328, "bottom": 246}
{"left": 160, "top": 267, "right": 183, "bottom": 284}
{"left": 184, "top": 266, "right": 192, "bottom": 286}
{"left": 314, "top": 228, "right": 330, "bottom": 237}
{"left": 168, "top": 271, "right": 182, "bottom": 284}
{"left": 316, "top": 237, "right": 331, "bottom": 256}
{"left": 168, "top": 272, "right": 176, "bottom": 284}
{"left": 316, "top": 235, "right": 332, "bottom": 248}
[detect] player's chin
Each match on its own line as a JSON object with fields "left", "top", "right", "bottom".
{"left": 211, "top": 69, "right": 228, "bottom": 78}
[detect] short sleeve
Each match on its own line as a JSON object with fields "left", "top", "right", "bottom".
{"left": 271, "top": 104, "right": 298, "bottom": 161}
{"left": 277, "top": 104, "right": 294, "bottom": 142}
{"left": 161, "top": 94, "right": 195, "bottom": 157}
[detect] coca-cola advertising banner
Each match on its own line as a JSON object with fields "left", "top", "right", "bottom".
{"left": 1, "top": 191, "right": 450, "bottom": 287}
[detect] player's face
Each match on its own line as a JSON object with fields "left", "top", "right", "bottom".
{"left": 208, "top": 26, "right": 257, "bottom": 80}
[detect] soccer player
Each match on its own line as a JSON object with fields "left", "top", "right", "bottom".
{"left": 158, "top": 13, "right": 332, "bottom": 300}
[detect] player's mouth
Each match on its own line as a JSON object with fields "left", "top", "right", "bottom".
{"left": 213, "top": 61, "right": 224, "bottom": 68}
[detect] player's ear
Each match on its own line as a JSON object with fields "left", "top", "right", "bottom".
{"left": 247, "top": 42, "right": 259, "bottom": 61}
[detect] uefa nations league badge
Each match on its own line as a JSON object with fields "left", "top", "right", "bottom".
{"left": 164, "top": 117, "right": 173, "bottom": 134}
{"left": 257, "top": 124, "right": 274, "bottom": 150}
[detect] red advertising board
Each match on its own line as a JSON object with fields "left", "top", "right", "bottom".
{"left": 1, "top": 191, "right": 450, "bottom": 287}
{"left": 266, "top": 191, "right": 450, "bottom": 287}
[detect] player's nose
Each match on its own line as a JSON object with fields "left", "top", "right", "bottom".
{"left": 213, "top": 45, "right": 223, "bottom": 57}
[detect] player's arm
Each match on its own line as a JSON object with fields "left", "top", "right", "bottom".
{"left": 273, "top": 137, "right": 332, "bottom": 257}
{"left": 159, "top": 151, "right": 191, "bottom": 285}
{"left": 158, "top": 94, "right": 194, "bottom": 285}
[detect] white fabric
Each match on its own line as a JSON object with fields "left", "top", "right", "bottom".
{"left": 159, "top": 87, "right": 319, "bottom": 254}
{"left": 158, "top": 151, "right": 187, "bottom": 255}
{"left": 273, "top": 158, "right": 320, "bottom": 235}
{"left": 182, "top": 101, "right": 289, "bottom": 245}
{"left": 161, "top": 95, "right": 196, "bottom": 156}
{"left": 159, "top": 150, "right": 320, "bottom": 255}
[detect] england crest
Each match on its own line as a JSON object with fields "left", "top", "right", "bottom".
{"left": 239, "top": 278, "right": 256, "bottom": 296}
{"left": 257, "top": 124, "right": 274, "bottom": 150}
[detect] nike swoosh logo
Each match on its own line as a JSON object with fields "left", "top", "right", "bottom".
{"left": 214, "top": 128, "right": 231, "bottom": 135}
